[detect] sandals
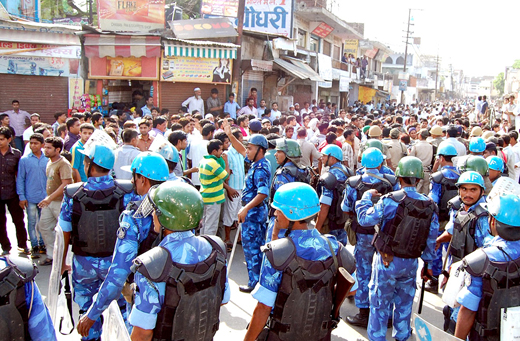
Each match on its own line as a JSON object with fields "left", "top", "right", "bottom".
{"left": 40, "top": 258, "right": 53, "bottom": 266}
{"left": 224, "top": 240, "right": 233, "bottom": 252}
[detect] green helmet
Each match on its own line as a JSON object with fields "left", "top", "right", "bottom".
{"left": 274, "top": 138, "right": 302, "bottom": 158}
{"left": 148, "top": 182, "right": 204, "bottom": 231}
{"left": 459, "top": 156, "right": 488, "bottom": 177}
{"left": 365, "top": 139, "right": 384, "bottom": 153}
{"left": 395, "top": 156, "right": 424, "bottom": 179}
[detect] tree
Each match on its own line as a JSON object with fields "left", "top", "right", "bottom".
{"left": 513, "top": 60, "right": 520, "bottom": 69}
{"left": 494, "top": 72, "right": 505, "bottom": 96}
{"left": 169, "top": 0, "right": 201, "bottom": 19}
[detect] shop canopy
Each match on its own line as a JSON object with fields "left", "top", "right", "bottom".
{"left": 163, "top": 39, "right": 238, "bottom": 59}
{"left": 84, "top": 34, "right": 161, "bottom": 58}
{"left": 1, "top": 29, "right": 80, "bottom": 46}
{"left": 273, "top": 58, "right": 324, "bottom": 82}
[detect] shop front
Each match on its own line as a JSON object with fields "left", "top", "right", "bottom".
{"left": 0, "top": 19, "right": 81, "bottom": 122}
{"left": 83, "top": 34, "right": 161, "bottom": 115}
{"left": 159, "top": 39, "right": 238, "bottom": 114}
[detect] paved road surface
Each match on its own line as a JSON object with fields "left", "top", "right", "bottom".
{"left": 5, "top": 214, "right": 446, "bottom": 340}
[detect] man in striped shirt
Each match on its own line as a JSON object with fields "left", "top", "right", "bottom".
{"left": 199, "top": 139, "right": 228, "bottom": 235}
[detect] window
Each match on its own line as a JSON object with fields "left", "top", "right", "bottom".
{"left": 323, "top": 40, "right": 331, "bottom": 56}
{"left": 310, "top": 35, "right": 320, "bottom": 52}
{"left": 333, "top": 45, "right": 340, "bottom": 60}
{"left": 297, "top": 29, "right": 306, "bottom": 48}
{"left": 396, "top": 56, "right": 405, "bottom": 65}
{"left": 385, "top": 57, "right": 393, "bottom": 64}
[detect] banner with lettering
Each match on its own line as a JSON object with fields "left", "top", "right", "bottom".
{"left": 243, "top": 0, "right": 293, "bottom": 37}
{"left": 0, "top": 55, "right": 71, "bottom": 76}
{"left": 160, "top": 56, "right": 233, "bottom": 84}
{"left": 98, "top": 0, "right": 165, "bottom": 32}
{"left": 201, "top": 0, "right": 239, "bottom": 17}
{"left": 0, "top": 42, "right": 81, "bottom": 59}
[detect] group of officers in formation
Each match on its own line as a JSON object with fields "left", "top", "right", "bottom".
{"left": 2, "top": 110, "right": 520, "bottom": 341}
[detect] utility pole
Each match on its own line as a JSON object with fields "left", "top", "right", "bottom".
{"left": 434, "top": 54, "right": 439, "bottom": 100}
{"left": 401, "top": 9, "right": 412, "bottom": 105}
{"left": 232, "top": 0, "right": 246, "bottom": 105}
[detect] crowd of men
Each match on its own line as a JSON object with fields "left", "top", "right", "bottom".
{"left": 1, "top": 91, "right": 520, "bottom": 341}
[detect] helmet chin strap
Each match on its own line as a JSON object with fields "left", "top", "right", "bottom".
{"left": 284, "top": 221, "right": 295, "bottom": 238}
{"left": 252, "top": 145, "right": 261, "bottom": 163}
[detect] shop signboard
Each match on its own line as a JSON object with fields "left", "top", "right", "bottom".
{"left": 170, "top": 18, "right": 237, "bottom": 39}
{"left": 318, "top": 53, "right": 332, "bottom": 81}
{"left": 243, "top": 0, "right": 293, "bottom": 37}
{"left": 69, "top": 78, "right": 84, "bottom": 109}
{"left": 0, "top": 42, "right": 81, "bottom": 59}
{"left": 312, "top": 23, "right": 334, "bottom": 39}
{"left": 201, "top": 0, "right": 239, "bottom": 17}
{"left": 358, "top": 86, "right": 376, "bottom": 103}
{"left": 160, "top": 56, "right": 233, "bottom": 84}
{"left": 88, "top": 56, "right": 159, "bottom": 80}
{"left": 0, "top": 55, "right": 71, "bottom": 76}
{"left": 343, "top": 39, "right": 358, "bottom": 56}
{"left": 98, "top": 0, "right": 165, "bottom": 32}
{"left": 399, "top": 80, "right": 408, "bottom": 91}
{"left": 340, "top": 75, "right": 350, "bottom": 92}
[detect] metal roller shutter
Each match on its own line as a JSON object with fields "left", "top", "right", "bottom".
{"left": 0, "top": 75, "right": 69, "bottom": 124}
{"left": 242, "top": 70, "right": 263, "bottom": 107}
{"left": 159, "top": 83, "right": 227, "bottom": 115}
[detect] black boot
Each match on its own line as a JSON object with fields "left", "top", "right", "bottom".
{"left": 346, "top": 308, "right": 370, "bottom": 328}
{"left": 425, "top": 277, "right": 439, "bottom": 294}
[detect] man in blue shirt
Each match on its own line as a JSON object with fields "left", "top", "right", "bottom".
{"left": 223, "top": 93, "right": 241, "bottom": 119}
{"left": 58, "top": 145, "right": 137, "bottom": 341}
{"left": 357, "top": 156, "right": 439, "bottom": 341}
{"left": 0, "top": 255, "right": 57, "bottom": 341}
{"left": 454, "top": 193, "right": 520, "bottom": 340}
{"left": 70, "top": 123, "right": 94, "bottom": 183}
{"left": 76, "top": 152, "right": 169, "bottom": 338}
{"left": 16, "top": 133, "right": 48, "bottom": 257}
{"left": 129, "top": 182, "right": 230, "bottom": 340}
{"left": 245, "top": 182, "right": 356, "bottom": 340}
{"left": 342, "top": 148, "right": 399, "bottom": 328}
{"left": 224, "top": 120, "right": 270, "bottom": 293}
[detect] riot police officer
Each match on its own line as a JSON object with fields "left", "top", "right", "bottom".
{"left": 342, "top": 147, "right": 399, "bottom": 328}
{"left": 0, "top": 255, "right": 56, "bottom": 341}
{"left": 458, "top": 155, "right": 492, "bottom": 196}
{"left": 59, "top": 144, "right": 136, "bottom": 340}
{"left": 244, "top": 182, "right": 356, "bottom": 341}
{"left": 427, "top": 143, "right": 460, "bottom": 293}
{"left": 129, "top": 182, "right": 230, "bottom": 341}
{"left": 150, "top": 139, "right": 191, "bottom": 184}
{"left": 266, "top": 138, "right": 309, "bottom": 242}
{"left": 76, "top": 152, "right": 169, "bottom": 337}
{"left": 356, "top": 156, "right": 439, "bottom": 341}
{"left": 316, "top": 144, "right": 352, "bottom": 245}
{"left": 455, "top": 193, "right": 520, "bottom": 340}
{"left": 356, "top": 139, "right": 395, "bottom": 175}
{"left": 486, "top": 155, "right": 504, "bottom": 185}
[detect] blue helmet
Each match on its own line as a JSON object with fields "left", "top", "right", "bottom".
{"left": 156, "top": 143, "right": 179, "bottom": 163}
{"left": 247, "top": 134, "right": 268, "bottom": 149}
{"left": 469, "top": 137, "right": 486, "bottom": 153}
{"left": 128, "top": 152, "right": 169, "bottom": 181}
{"left": 361, "top": 147, "right": 384, "bottom": 168}
{"left": 456, "top": 170, "right": 485, "bottom": 189}
{"left": 321, "top": 144, "right": 343, "bottom": 161}
{"left": 483, "top": 193, "right": 520, "bottom": 240}
{"left": 437, "top": 143, "right": 458, "bottom": 157}
{"left": 486, "top": 156, "right": 504, "bottom": 172}
{"left": 81, "top": 145, "right": 115, "bottom": 170}
{"left": 271, "top": 182, "right": 320, "bottom": 221}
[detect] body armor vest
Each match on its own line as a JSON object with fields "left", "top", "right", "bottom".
{"left": 68, "top": 180, "right": 133, "bottom": 258}
{"left": 318, "top": 166, "right": 353, "bottom": 231}
{"left": 373, "top": 190, "right": 437, "bottom": 259}
{"left": 260, "top": 237, "right": 356, "bottom": 341}
{"left": 463, "top": 248, "right": 520, "bottom": 341}
{"left": 269, "top": 166, "right": 310, "bottom": 217}
{"left": 347, "top": 174, "right": 396, "bottom": 235}
{"left": 431, "top": 169, "right": 460, "bottom": 222}
{"left": 450, "top": 205, "right": 487, "bottom": 263}
{"left": 133, "top": 235, "right": 227, "bottom": 341}
{"left": 0, "top": 256, "right": 38, "bottom": 341}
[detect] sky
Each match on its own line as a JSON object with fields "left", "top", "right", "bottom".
{"left": 339, "top": 0, "right": 520, "bottom": 77}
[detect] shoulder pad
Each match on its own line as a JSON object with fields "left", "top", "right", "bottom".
{"left": 448, "top": 196, "right": 462, "bottom": 210}
{"left": 7, "top": 256, "right": 38, "bottom": 282}
{"left": 262, "top": 237, "right": 296, "bottom": 270}
{"left": 319, "top": 172, "right": 337, "bottom": 190}
{"left": 132, "top": 246, "right": 171, "bottom": 282}
{"left": 473, "top": 204, "right": 488, "bottom": 217}
{"left": 431, "top": 171, "right": 444, "bottom": 184}
{"left": 462, "top": 249, "right": 489, "bottom": 277}
{"left": 346, "top": 175, "right": 362, "bottom": 189}
{"left": 65, "top": 182, "right": 83, "bottom": 198}
{"left": 383, "top": 174, "right": 397, "bottom": 186}
{"left": 388, "top": 190, "right": 406, "bottom": 202}
{"left": 181, "top": 176, "right": 195, "bottom": 187}
{"left": 202, "top": 235, "right": 227, "bottom": 257}
{"left": 338, "top": 244, "right": 356, "bottom": 275}
{"left": 114, "top": 180, "right": 134, "bottom": 194}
